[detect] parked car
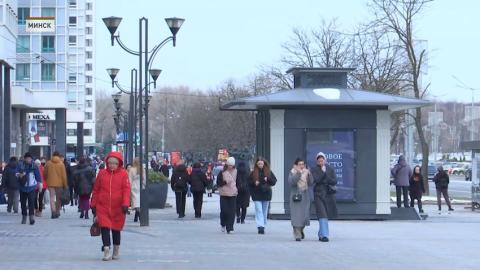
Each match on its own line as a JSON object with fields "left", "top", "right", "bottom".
{"left": 428, "top": 164, "right": 436, "bottom": 180}
{"left": 451, "top": 163, "right": 470, "bottom": 175}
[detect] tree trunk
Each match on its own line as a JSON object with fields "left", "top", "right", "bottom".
{"left": 415, "top": 107, "right": 430, "bottom": 195}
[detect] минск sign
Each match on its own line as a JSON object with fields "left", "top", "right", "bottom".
{"left": 26, "top": 17, "right": 55, "bottom": 33}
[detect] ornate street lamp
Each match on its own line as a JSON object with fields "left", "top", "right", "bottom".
{"left": 103, "top": 15, "right": 185, "bottom": 227}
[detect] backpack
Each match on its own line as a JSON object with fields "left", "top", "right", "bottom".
{"left": 438, "top": 175, "right": 449, "bottom": 189}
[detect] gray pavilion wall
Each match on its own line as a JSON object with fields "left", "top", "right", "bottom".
{"left": 283, "top": 108, "right": 380, "bottom": 218}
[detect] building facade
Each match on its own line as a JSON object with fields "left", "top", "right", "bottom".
{"left": 0, "top": 0, "right": 17, "bottom": 161}
{"left": 15, "top": 0, "right": 95, "bottom": 158}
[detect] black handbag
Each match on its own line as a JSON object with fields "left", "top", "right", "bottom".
{"left": 19, "top": 174, "right": 28, "bottom": 186}
{"left": 327, "top": 185, "right": 337, "bottom": 195}
{"left": 292, "top": 193, "right": 302, "bottom": 202}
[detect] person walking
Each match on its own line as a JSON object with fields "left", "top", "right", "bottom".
{"left": 206, "top": 164, "right": 214, "bottom": 197}
{"left": 311, "top": 152, "right": 338, "bottom": 242}
{"left": 91, "top": 151, "right": 131, "bottom": 261}
{"left": 34, "top": 159, "right": 47, "bottom": 217}
{"left": 189, "top": 162, "right": 207, "bottom": 218}
{"left": 2, "top": 157, "right": 20, "bottom": 213}
{"left": 235, "top": 161, "right": 250, "bottom": 224}
{"left": 73, "top": 157, "right": 95, "bottom": 219}
{"left": 249, "top": 157, "right": 277, "bottom": 235}
{"left": 217, "top": 157, "right": 238, "bottom": 234}
{"left": 409, "top": 165, "right": 425, "bottom": 213}
{"left": 391, "top": 155, "right": 412, "bottom": 208}
{"left": 170, "top": 161, "right": 189, "bottom": 218}
{"left": 288, "top": 158, "right": 314, "bottom": 241}
{"left": 128, "top": 158, "right": 145, "bottom": 222}
{"left": 159, "top": 160, "right": 170, "bottom": 178}
{"left": 44, "top": 151, "right": 68, "bottom": 219}
{"left": 65, "top": 157, "right": 76, "bottom": 207}
{"left": 433, "top": 166, "right": 454, "bottom": 214}
{"left": 18, "top": 153, "right": 42, "bottom": 225}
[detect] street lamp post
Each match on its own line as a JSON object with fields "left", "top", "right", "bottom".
{"left": 107, "top": 68, "right": 137, "bottom": 165}
{"left": 103, "top": 15, "right": 184, "bottom": 227}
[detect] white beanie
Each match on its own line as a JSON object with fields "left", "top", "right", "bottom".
{"left": 226, "top": 157, "right": 235, "bottom": 166}
{"left": 316, "top": 152, "right": 327, "bottom": 161}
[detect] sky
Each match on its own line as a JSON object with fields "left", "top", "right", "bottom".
{"left": 95, "top": 0, "right": 480, "bottom": 102}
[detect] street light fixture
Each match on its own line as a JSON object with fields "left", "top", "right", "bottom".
{"left": 149, "top": 69, "right": 162, "bottom": 88}
{"left": 107, "top": 68, "right": 120, "bottom": 87}
{"left": 112, "top": 92, "right": 121, "bottom": 103}
{"left": 165, "top": 17, "right": 185, "bottom": 46}
{"left": 102, "top": 16, "right": 123, "bottom": 45}
{"left": 103, "top": 15, "right": 185, "bottom": 227}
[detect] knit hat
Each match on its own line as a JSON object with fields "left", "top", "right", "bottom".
{"left": 24, "top": 152, "right": 33, "bottom": 159}
{"left": 226, "top": 157, "right": 236, "bottom": 166}
{"left": 316, "top": 152, "right": 327, "bottom": 161}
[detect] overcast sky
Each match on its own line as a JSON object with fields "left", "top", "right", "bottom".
{"left": 95, "top": 0, "right": 480, "bottom": 102}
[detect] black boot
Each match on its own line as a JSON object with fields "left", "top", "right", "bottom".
{"left": 80, "top": 211, "right": 84, "bottom": 218}
{"left": 134, "top": 211, "right": 139, "bottom": 222}
{"left": 21, "top": 215, "right": 27, "bottom": 224}
{"left": 29, "top": 215, "right": 35, "bottom": 225}
{"left": 85, "top": 211, "right": 89, "bottom": 219}
{"left": 236, "top": 217, "right": 241, "bottom": 224}
{"left": 258, "top": 227, "right": 265, "bottom": 234}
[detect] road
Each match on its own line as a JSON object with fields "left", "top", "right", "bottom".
{"left": 390, "top": 175, "right": 472, "bottom": 200}
{"left": 429, "top": 175, "right": 471, "bottom": 200}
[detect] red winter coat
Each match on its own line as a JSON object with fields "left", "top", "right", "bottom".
{"left": 91, "top": 152, "right": 131, "bottom": 231}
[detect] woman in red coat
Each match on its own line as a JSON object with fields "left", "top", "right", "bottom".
{"left": 91, "top": 151, "right": 130, "bottom": 261}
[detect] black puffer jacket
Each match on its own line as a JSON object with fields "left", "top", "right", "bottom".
{"left": 171, "top": 165, "right": 189, "bottom": 192}
{"left": 189, "top": 168, "right": 207, "bottom": 193}
{"left": 73, "top": 164, "right": 95, "bottom": 195}
{"left": 2, "top": 160, "right": 19, "bottom": 190}
{"left": 249, "top": 169, "right": 277, "bottom": 201}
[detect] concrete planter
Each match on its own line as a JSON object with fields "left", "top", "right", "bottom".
{"left": 148, "top": 181, "right": 168, "bottom": 209}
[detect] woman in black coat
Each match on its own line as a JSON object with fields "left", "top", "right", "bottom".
{"left": 189, "top": 162, "right": 207, "bottom": 218}
{"left": 73, "top": 157, "right": 95, "bottom": 219}
{"left": 170, "top": 162, "right": 189, "bottom": 218}
{"left": 311, "top": 152, "right": 337, "bottom": 242}
{"left": 409, "top": 165, "right": 425, "bottom": 213}
{"left": 2, "top": 157, "right": 20, "bottom": 213}
{"left": 235, "top": 161, "right": 250, "bottom": 224}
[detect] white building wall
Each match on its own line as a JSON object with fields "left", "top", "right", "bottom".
{"left": 376, "top": 110, "right": 392, "bottom": 214}
{"left": 15, "top": 0, "right": 96, "bottom": 153}
{"left": 0, "top": 0, "right": 17, "bottom": 65}
{"left": 269, "top": 110, "right": 285, "bottom": 214}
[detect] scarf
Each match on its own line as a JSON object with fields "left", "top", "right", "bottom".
{"left": 298, "top": 168, "right": 309, "bottom": 192}
{"left": 291, "top": 167, "right": 309, "bottom": 192}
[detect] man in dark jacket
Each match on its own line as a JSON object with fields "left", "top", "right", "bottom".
{"left": 170, "top": 161, "right": 189, "bottom": 218}
{"left": 2, "top": 157, "right": 20, "bottom": 213}
{"left": 18, "top": 152, "right": 42, "bottom": 225}
{"left": 391, "top": 155, "right": 412, "bottom": 208}
{"left": 433, "top": 166, "right": 454, "bottom": 213}
{"left": 311, "top": 152, "right": 337, "bottom": 242}
{"left": 159, "top": 160, "right": 170, "bottom": 178}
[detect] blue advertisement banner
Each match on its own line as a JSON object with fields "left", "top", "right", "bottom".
{"left": 306, "top": 130, "right": 355, "bottom": 201}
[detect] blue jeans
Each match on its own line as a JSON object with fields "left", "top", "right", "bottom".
{"left": 254, "top": 201, "right": 269, "bottom": 228}
{"left": 318, "top": 218, "right": 329, "bottom": 238}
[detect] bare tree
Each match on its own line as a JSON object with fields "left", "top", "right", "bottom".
{"left": 370, "top": 0, "right": 432, "bottom": 191}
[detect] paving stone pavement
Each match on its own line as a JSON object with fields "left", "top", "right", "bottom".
{"left": 0, "top": 191, "right": 479, "bottom": 270}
